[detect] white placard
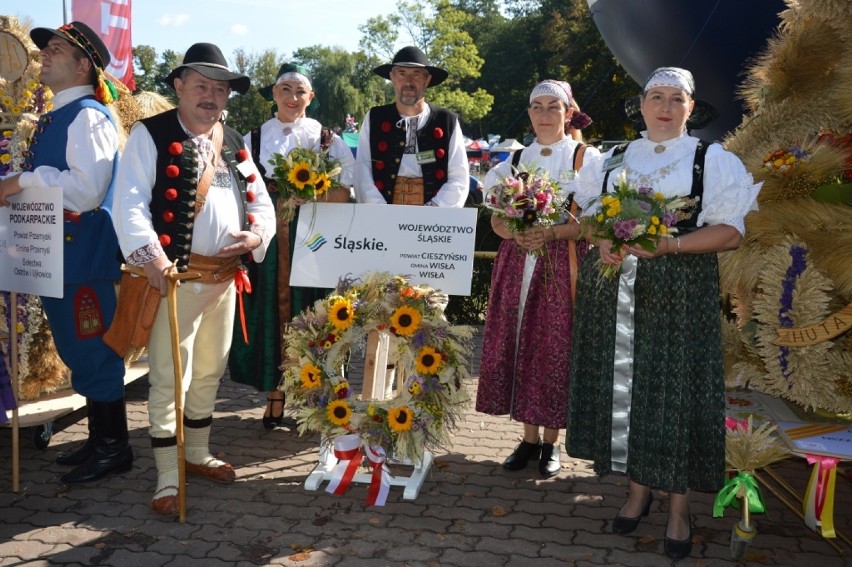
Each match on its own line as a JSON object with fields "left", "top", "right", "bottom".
{"left": 0, "top": 184, "right": 64, "bottom": 298}
{"left": 290, "top": 203, "right": 477, "bottom": 296}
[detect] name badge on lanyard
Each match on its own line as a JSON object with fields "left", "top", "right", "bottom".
{"left": 416, "top": 149, "right": 437, "bottom": 165}
{"left": 602, "top": 152, "right": 625, "bottom": 171}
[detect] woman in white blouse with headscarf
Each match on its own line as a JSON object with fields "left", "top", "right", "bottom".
{"left": 567, "top": 67, "right": 761, "bottom": 560}
{"left": 476, "top": 80, "right": 600, "bottom": 479}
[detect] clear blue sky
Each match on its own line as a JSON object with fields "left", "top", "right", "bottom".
{"left": 7, "top": 0, "right": 402, "bottom": 61}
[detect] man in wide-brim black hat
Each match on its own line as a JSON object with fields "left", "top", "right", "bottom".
{"left": 353, "top": 45, "right": 469, "bottom": 207}
{"left": 111, "top": 42, "right": 275, "bottom": 517}
{"left": 165, "top": 42, "right": 250, "bottom": 95}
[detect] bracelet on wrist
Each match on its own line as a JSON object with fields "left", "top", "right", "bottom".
{"left": 675, "top": 237, "right": 681, "bottom": 255}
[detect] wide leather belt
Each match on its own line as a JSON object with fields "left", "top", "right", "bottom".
{"left": 187, "top": 253, "right": 243, "bottom": 284}
{"left": 392, "top": 176, "right": 425, "bottom": 205}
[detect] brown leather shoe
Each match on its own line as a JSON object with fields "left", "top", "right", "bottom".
{"left": 150, "top": 487, "right": 179, "bottom": 516}
{"left": 185, "top": 460, "right": 236, "bottom": 484}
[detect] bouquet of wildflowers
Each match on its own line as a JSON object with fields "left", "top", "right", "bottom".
{"left": 584, "top": 171, "right": 696, "bottom": 278}
{"left": 269, "top": 146, "right": 343, "bottom": 221}
{"left": 482, "top": 166, "right": 567, "bottom": 255}
{"left": 762, "top": 145, "right": 809, "bottom": 173}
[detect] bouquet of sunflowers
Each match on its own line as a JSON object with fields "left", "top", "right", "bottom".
{"left": 482, "top": 165, "right": 567, "bottom": 255}
{"left": 269, "top": 146, "right": 343, "bottom": 221}
{"left": 585, "top": 171, "right": 696, "bottom": 278}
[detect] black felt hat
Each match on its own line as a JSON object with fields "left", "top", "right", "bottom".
{"left": 166, "top": 43, "right": 250, "bottom": 94}
{"left": 31, "top": 21, "right": 111, "bottom": 70}
{"left": 372, "top": 46, "right": 448, "bottom": 86}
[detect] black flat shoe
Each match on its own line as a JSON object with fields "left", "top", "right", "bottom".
{"left": 612, "top": 492, "right": 653, "bottom": 534}
{"left": 664, "top": 531, "right": 693, "bottom": 559}
{"left": 539, "top": 442, "right": 561, "bottom": 478}
{"left": 262, "top": 395, "right": 285, "bottom": 429}
{"left": 502, "top": 440, "right": 541, "bottom": 471}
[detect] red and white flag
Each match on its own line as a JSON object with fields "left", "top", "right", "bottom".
{"left": 71, "top": 0, "right": 136, "bottom": 91}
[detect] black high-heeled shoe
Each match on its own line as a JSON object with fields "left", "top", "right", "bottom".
{"left": 664, "top": 529, "right": 693, "bottom": 559}
{"left": 664, "top": 516, "right": 693, "bottom": 558}
{"left": 612, "top": 492, "right": 653, "bottom": 534}
{"left": 262, "top": 395, "right": 285, "bottom": 429}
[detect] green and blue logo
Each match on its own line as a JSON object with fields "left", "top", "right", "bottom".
{"left": 306, "top": 233, "right": 327, "bottom": 252}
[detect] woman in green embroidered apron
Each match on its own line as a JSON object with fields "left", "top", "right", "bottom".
{"left": 228, "top": 63, "right": 355, "bottom": 428}
{"left": 566, "top": 67, "right": 761, "bottom": 559}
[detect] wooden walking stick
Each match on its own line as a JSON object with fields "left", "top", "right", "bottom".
{"left": 163, "top": 264, "right": 201, "bottom": 523}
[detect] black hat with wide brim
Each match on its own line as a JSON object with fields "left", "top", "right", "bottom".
{"left": 31, "top": 21, "right": 111, "bottom": 70}
{"left": 372, "top": 46, "right": 448, "bottom": 87}
{"left": 624, "top": 94, "right": 718, "bottom": 131}
{"left": 166, "top": 43, "right": 250, "bottom": 95}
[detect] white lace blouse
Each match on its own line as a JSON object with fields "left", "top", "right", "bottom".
{"left": 248, "top": 115, "right": 356, "bottom": 188}
{"left": 573, "top": 131, "right": 761, "bottom": 234}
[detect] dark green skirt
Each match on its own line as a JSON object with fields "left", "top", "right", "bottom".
{"left": 567, "top": 248, "right": 725, "bottom": 493}
{"left": 228, "top": 206, "right": 330, "bottom": 392}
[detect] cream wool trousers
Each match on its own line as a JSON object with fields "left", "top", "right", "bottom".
{"left": 146, "top": 280, "right": 235, "bottom": 438}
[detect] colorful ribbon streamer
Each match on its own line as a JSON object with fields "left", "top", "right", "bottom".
{"left": 234, "top": 268, "right": 252, "bottom": 344}
{"left": 325, "top": 434, "right": 391, "bottom": 506}
{"left": 804, "top": 454, "right": 838, "bottom": 538}
{"left": 713, "top": 471, "right": 765, "bottom": 517}
{"left": 725, "top": 416, "right": 749, "bottom": 431}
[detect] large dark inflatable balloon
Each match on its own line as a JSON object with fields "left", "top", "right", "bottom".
{"left": 587, "top": 0, "right": 785, "bottom": 141}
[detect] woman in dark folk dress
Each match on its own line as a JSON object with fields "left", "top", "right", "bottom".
{"left": 567, "top": 67, "right": 761, "bottom": 559}
{"left": 476, "top": 80, "right": 599, "bottom": 478}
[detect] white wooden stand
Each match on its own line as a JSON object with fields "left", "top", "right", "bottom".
{"left": 303, "top": 330, "right": 433, "bottom": 501}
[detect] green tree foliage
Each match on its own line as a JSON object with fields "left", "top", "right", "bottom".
{"left": 132, "top": 45, "right": 181, "bottom": 98}
{"left": 292, "top": 46, "right": 388, "bottom": 130}
{"left": 458, "top": 0, "right": 635, "bottom": 142}
{"left": 225, "top": 49, "right": 280, "bottom": 134}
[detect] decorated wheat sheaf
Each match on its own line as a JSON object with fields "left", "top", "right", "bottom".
{"left": 282, "top": 272, "right": 473, "bottom": 463}
{"left": 733, "top": 236, "right": 852, "bottom": 413}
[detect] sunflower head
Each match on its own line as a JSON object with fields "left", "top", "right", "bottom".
{"left": 326, "top": 399, "right": 351, "bottom": 426}
{"left": 328, "top": 297, "right": 355, "bottom": 331}
{"left": 388, "top": 406, "right": 414, "bottom": 432}
{"left": 287, "top": 161, "right": 314, "bottom": 190}
{"left": 313, "top": 172, "right": 331, "bottom": 195}
{"left": 333, "top": 380, "right": 350, "bottom": 399}
{"left": 416, "top": 346, "right": 442, "bottom": 375}
{"left": 390, "top": 305, "right": 422, "bottom": 336}
{"left": 300, "top": 363, "right": 322, "bottom": 389}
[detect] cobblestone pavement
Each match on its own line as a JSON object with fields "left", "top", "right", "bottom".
{"left": 1, "top": 329, "right": 850, "bottom": 566}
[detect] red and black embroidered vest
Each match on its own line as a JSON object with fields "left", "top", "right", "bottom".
{"left": 368, "top": 103, "right": 456, "bottom": 204}
{"left": 140, "top": 109, "right": 252, "bottom": 271}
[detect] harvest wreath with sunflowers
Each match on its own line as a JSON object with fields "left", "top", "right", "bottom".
{"left": 281, "top": 272, "right": 474, "bottom": 465}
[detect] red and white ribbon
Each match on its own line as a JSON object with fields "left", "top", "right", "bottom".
{"left": 325, "top": 434, "right": 363, "bottom": 496}
{"left": 364, "top": 444, "right": 390, "bottom": 506}
{"left": 325, "top": 434, "right": 392, "bottom": 506}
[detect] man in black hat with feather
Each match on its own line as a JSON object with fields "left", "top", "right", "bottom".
{"left": 0, "top": 21, "right": 131, "bottom": 485}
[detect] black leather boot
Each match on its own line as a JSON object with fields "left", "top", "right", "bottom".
{"left": 56, "top": 399, "right": 95, "bottom": 466}
{"left": 502, "top": 440, "right": 541, "bottom": 470}
{"left": 62, "top": 398, "right": 134, "bottom": 484}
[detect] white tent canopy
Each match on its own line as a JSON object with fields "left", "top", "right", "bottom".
{"left": 490, "top": 138, "right": 525, "bottom": 151}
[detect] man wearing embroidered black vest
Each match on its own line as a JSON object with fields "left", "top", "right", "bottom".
{"left": 112, "top": 43, "right": 275, "bottom": 516}
{"left": 354, "top": 46, "right": 469, "bottom": 207}
{"left": 0, "top": 22, "right": 132, "bottom": 485}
